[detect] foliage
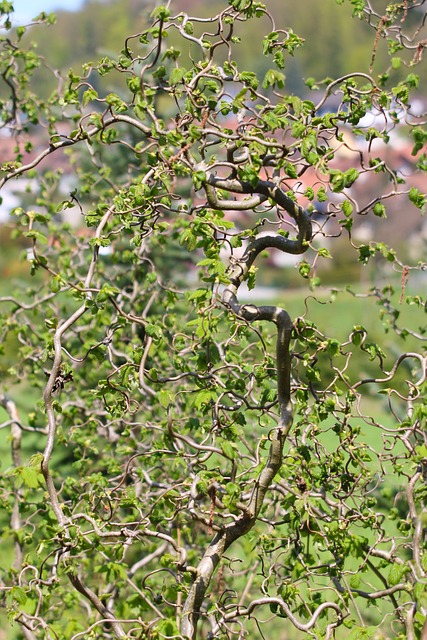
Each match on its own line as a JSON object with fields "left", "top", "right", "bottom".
{"left": 0, "top": 1, "right": 426, "bottom": 639}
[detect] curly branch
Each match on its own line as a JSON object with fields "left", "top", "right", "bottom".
{"left": 181, "top": 179, "right": 312, "bottom": 640}
{"left": 212, "top": 596, "right": 342, "bottom": 635}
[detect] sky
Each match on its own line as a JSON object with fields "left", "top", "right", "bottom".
{"left": 12, "top": 0, "right": 84, "bottom": 23}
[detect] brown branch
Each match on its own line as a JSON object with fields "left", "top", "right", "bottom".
{"left": 212, "top": 596, "right": 342, "bottom": 635}
{"left": 181, "top": 178, "right": 311, "bottom": 640}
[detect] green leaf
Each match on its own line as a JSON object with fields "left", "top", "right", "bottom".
{"left": 24, "top": 230, "right": 48, "bottom": 244}
{"left": 351, "top": 326, "right": 366, "bottom": 346}
{"left": 330, "top": 168, "right": 359, "bottom": 193}
{"left": 247, "top": 265, "right": 258, "bottom": 290}
{"left": 15, "top": 466, "right": 42, "bottom": 489}
{"left": 417, "top": 153, "right": 427, "bottom": 171}
{"left": 6, "top": 586, "right": 27, "bottom": 607}
{"left": 28, "top": 453, "right": 44, "bottom": 468}
{"left": 283, "top": 30, "right": 304, "bottom": 56}
{"left": 0, "top": 1, "right": 14, "bottom": 16}
{"left": 239, "top": 71, "right": 258, "bottom": 89}
{"left": 158, "top": 390, "right": 174, "bottom": 408}
{"left": 50, "top": 276, "right": 63, "bottom": 293}
{"left": 105, "top": 93, "right": 128, "bottom": 113}
{"left": 160, "top": 553, "right": 176, "bottom": 567}
{"left": 326, "top": 339, "right": 340, "bottom": 357}
{"left": 192, "top": 170, "right": 206, "bottom": 191}
{"left": 262, "top": 69, "right": 285, "bottom": 90}
{"left": 388, "top": 563, "right": 409, "bottom": 586}
{"left": 340, "top": 201, "right": 353, "bottom": 217}
{"left": 317, "top": 247, "right": 332, "bottom": 259}
{"left": 414, "top": 582, "right": 427, "bottom": 608}
{"left": 412, "top": 127, "right": 427, "bottom": 156}
{"left": 150, "top": 5, "right": 171, "bottom": 20}
{"left": 358, "top": 245, "right": 372, "bottom": 264}
{"left": 392, "top": 84, "right": 409, "bottom": 104}
{"left": 156, "top": 618, "right": 179, "bottom": 638}
{"left": 82, "top": 87, "right": 98, "bottom": 107}
{"left": 219, "top": 439, "right": 237, "bottom": 459}
{"left": 373, "top": 203, "right": 386, "bottom": 218}
{"left": 170, "top": 67, "right": 187, "bottom": 85}
{"left": 298, "top": 261, "right": 311, "bottom": 278}
{"left": 409, "top": 187, "right": 426, "bottom": 210}
{"left": 317, "top": 186, "right": 328, "bottom": 202}
{"left": 193, "top": 389, "right": 215, "bottom": 410}
{"left": 284, "top": 162, "right": 298, "bottom": 179}
{"left": 145, "top": 323, "right": 163, "bottom": 341}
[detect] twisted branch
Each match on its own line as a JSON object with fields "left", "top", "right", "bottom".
{"left": 181, "top": 179, "right": 312, "bottom": 639}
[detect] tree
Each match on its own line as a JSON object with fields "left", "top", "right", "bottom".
{"left": 0, "top": 1, "right": 426, "bottom": 639}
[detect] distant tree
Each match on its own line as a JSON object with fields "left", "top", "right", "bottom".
{"left": 0, "top": 1, "right": 426, "bottom": 639}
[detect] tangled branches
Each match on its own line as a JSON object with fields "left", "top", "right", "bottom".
{"left": 0, "top": 1, "right": 426, "bottom": 639}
